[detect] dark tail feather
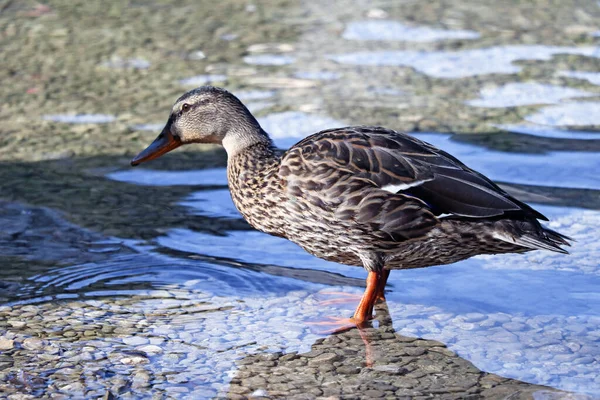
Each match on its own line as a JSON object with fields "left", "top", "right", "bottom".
{"left": 516, "top": 227, "right": 572, "bottom": 254}
{"left": 514, "top": 234, "right": 569, "bottom": 254}
{"left": 496, "top": 224, "right": 572, "bottom": 254}
{"left": 544, "top": 228, "right": 573, "bottom": 247}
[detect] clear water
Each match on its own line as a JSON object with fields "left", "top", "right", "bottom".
{"left": 559, "top": 71, "right": 600, "bottom": 86}
{"left": 7, "top": 7, "right": 600, "bottom": 399}
{"left": 465, "top": 83, "right": 595, "bottom": 108}
{"left": 42, "top": 114, "right": 117, "bottom": 124}
{"left": 9, "top": 124, "right": 600, "bottom": 397}
{"left": 330, "top": 45, "right": 600, "bottom": 78}
{"left": 341, "top": 20, "right": 480, "bottom": 42}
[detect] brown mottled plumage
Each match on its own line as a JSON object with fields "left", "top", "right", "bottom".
{"left": 131, "top": 86, "right": 571, "bottom": 326}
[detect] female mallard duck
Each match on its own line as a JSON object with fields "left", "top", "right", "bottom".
{"left": 131, "top": 86, "right": 570, "bottom": 327}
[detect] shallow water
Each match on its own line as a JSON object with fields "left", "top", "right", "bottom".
{"left": 465, "top": 83, "right": 595, "bottom": 108}
{"left": 5, "top": 125, "right": 600, "bottom": 397}
{"left": 330, "top": 45, "right": 600, "bottom": 78}
{"left": 243, "top": 54, "right": 296, "bottom": 66}
{"left": 4, "top": 2, "right": 600, "bottom": 399}
{"left": 559, "top": 71, "right": 600, "bottom": 86}
{"left": 341, "top": 20, "right": 480, "bottom": 42}
{"left": 42, "top": 114, "right": 117, "bottom": 124}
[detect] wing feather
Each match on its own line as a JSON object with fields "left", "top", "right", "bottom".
{"left": 279, "top": 126, "right": 547, "bottom": 242}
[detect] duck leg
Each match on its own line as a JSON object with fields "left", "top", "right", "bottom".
{"left": 317, "top": 269, "right": 390, "bottom": 306}
{"left": 375, "top": 269, "right": 390, "bottom": 303}
{"left": 308, "top": 270, "right": 385, "bottom": 332}
{"left": 352, "top": 270, "right": 383, "bottom": 324}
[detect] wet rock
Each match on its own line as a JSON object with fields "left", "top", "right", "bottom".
{"left": 1, "top": 1, "right": 599, "bottom": 399}
{"left": 58, "top": 382, "right": 86, "bottom": 395}
{"left": 362, "top": 389, "right": 386, "bottom": 398}
{"left": 122, "top": 336, "right": 148, "bottom": 346}
{"left": 22, "top": 338, "right": 44, "bottom": 351}
{"left": 121, "top": 356, "right": 148, "bottom": 365}
{"left": 7, "top": 395, "right": 37, "bottom": 400}
{"left": 0, "top": 338, "right": 14, "bottom": 350}
{"left": 136, "top": 345, "right": 163, "bottom": 355}
{"left": 404, "top": 347, "right": 426, "bottom": 357}
{"left": 225, "top": 314, "right": 573, "bottom": 399}
{"left": 336, "top": 365, "right": 361, "bottom": 374}
{"left": 372, "top": 364, "right": 409, "bottom": 375}
{"left": 308, "top": 352, "right": 339, "bottom": 364}
{"left": 7, "top": 320, "right": 26, "bottom": 329}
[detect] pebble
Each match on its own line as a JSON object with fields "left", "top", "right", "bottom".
{"left": 58, "top": 382, "right": 86, "bottom": 394}
{"left": 22, "top": 338, "right": 44, "bottom": 350}
{"left": 39, "top": 354, "right": 60, "bottom": 361}
{"left": 7, "top": 320, "right": 26, "bottom": 328}
{"left": 121, "top": 356, "right": 148, "bottom": 365}
{"left": 132, "top": 371, "right": 151, "bottom": 388}
{"left": 363, "top": 389, "right": 385, "bottom": 398}
{"left": 0, "top": 338, "right": 14, "bottom": 350}
{"left": 336, "top": 365, "right": 360, "bottom": 374}
{"left": 463, "top": 313, "right": 487, "bottom": 323}
{"left": 122, "top": 336, "right": 148, "bottom": 346}
{"left": 7, "top": 395, "right": 37, "bottom": 400}
{"left": 0, "top": 199, "right": 599, "bottom": 399}
{"left": 372, "top": 365, "right": 408, "bottom": 375}
{"left": 308, "top": 352, "right": 339, "bottom": 364}
{"left": 456, "top": 322, "right": 478, "bottom": 331}
{"left": 503, "top": 322, "right": 527, "bottom": 332}
{"left": 404, "top": 347, "right": 426, "bottom": 357}
{"left": 166, "top": 373, "right": 190, "bottom": 384}
{"left": 136, "top": 345, "right": 163, "bottom": 355}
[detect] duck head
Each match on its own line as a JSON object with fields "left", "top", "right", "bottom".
{"left": 131, "top": 86, "right": 267, "bottom": 166}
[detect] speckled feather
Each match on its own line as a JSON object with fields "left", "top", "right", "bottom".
{"left": 227, "top": 126, "right": 570, "bottom": 272}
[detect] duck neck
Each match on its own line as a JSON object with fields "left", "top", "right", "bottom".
{"left": 226, "top": 132, "right": 284, "bottom": 235}
{"left": 225, "top": 127, "right": 280, "bottom": 183}
{"left": 221, "top": 115, "right": 274, "bottom": 158}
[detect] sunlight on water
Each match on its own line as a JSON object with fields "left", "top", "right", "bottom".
{"left": 42, "top": 114, "right": 117, "bottom": 124}
{"left": 526, "top": 101, "right": 600, "bottom": 126}
{"left": 130, "top": 123, "right": 164, "bottom": 131}
{"left": 242, "top": 54, "right": 296, "bottom": 66}
{"left": 100, "top": 57, "right": 151, "bottom": 69}
{"left": 11, "top": 5, "right": 600, "bottom": 396}
{"left": 107, "top": 168, "right": 226, "bottom": 186}
{"left": 97, "top": 120, "right": 600, "bottom": 394}
{"left": 466, "top": 83, "right": 594, "bottom": 108}
{"left": 342, "top": 20, "right": 480, "bottom": 42}
{"left": 415, "top": 133, "right": 600, "bottom": 190}
{"left": 258, "top": 111, "right": 346, "bottom": 149}
{"left": 235, "top": 90, "right": 276, "bottom": 100}
{"left": 559, "top": 70, "right": 600, "bottom": 86}
{"left": 293, "top": 71, "right": 341, "bottom": 81}
{"left": 330, "top": 45, "right": 600, "bottom": 78}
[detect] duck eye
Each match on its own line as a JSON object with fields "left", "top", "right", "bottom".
{"left": 181, "top": 103, "right": 190, "bottom": 112}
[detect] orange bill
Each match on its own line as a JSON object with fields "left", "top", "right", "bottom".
{"left": 131, "top": 123, "right": 181, "bottom": 166}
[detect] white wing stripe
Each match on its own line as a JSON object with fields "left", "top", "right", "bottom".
{"left": 381, "top": 179, "right": 431, "bottom": 193}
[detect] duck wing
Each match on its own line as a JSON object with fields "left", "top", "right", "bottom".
{"left": 280, "top": 126, "right": 547, "bottom": 223}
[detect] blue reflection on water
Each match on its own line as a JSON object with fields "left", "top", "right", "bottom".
{"left": 15, "top": 127, "right": 600, "bottom": 395}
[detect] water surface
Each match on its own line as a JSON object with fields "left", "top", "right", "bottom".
{"left": 6, "top": 126, "right": 598, "bottom": 397}
{"left": 4, "top": 3, "right": 600, "bottom": 399}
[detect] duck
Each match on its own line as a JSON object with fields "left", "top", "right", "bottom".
{"left": 131, "top": 86, "right": 571, "bottom": 328}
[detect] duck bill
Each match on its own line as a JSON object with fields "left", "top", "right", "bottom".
{"left": 131, "top": 124, "right": 181, "bottom": 166}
